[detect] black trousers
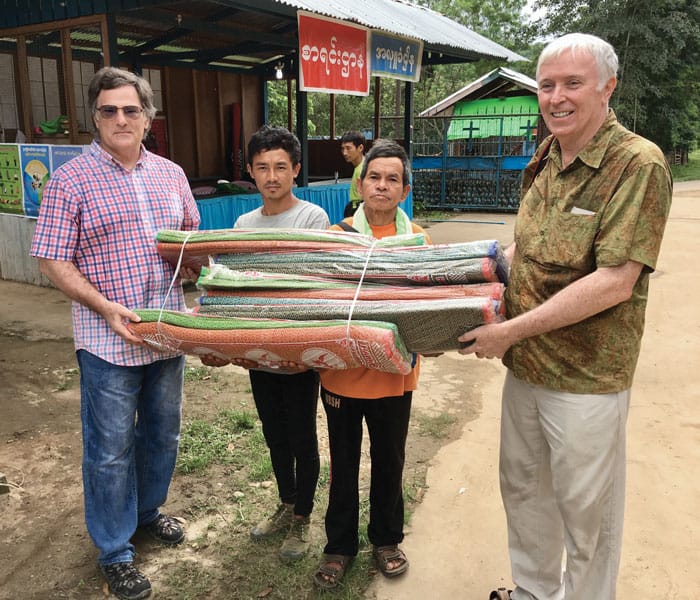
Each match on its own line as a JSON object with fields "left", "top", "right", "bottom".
{"left": 321, "top": 387, "right": 412, "bottom": 557}
{"left": 249, "top": 369, "right": 320, "bottom": 517}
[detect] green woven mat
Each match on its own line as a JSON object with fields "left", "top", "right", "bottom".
{"left": 155, "top": 228, "right": 426, "bottom": 248}
{"left": 134, "top": 309, "right": 402, "bottom": 335}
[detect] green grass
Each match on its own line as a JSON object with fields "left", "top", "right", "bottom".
{"left": 169, "top": 401, "right": 386, "bottom": 599}
{"left": 184, "top": 365, "right": 210, "bottom": 382}
{"left": 163, "top": 561, "right": 217, "bottom": 600}
{"left": 414, "top": 411, "right": 457, "bottom": 439}
{"left": 51, "top": 366, "right": 79, "bottom": 392}
{"left": 245, "top": 429, "right": 274, "bottom": 481}
{"left": 670, "top": 148, "right": 700, "bottom": 182}
{"left": 168, "top": 368, "right": 439, "bottom": 600}
{"left": 177, "top": 408, "right": 257, "bottom": 474}
{"left": 317, "top": 462, "right": 331, "bottom": 488}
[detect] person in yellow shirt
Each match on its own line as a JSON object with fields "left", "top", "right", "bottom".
{"left": 340, "top": 130, "right": 365, "bottom": 217}
{"left": 313, "top": 139, "right": 431, "bottom": 590}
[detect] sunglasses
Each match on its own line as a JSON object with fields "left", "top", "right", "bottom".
{"left": 94, "top": 105, "right": 145, "bottom": 120}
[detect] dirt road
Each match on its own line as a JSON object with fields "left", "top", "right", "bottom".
{"left": 370, "top": 182, "right": 700, "bottom": 599}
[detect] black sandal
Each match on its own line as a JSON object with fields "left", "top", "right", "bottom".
{"left": 489, "top": 588, "right": 512, "bottom": 600}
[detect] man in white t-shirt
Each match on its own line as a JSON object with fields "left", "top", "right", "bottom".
{"left": 235, "top": 126, "right": 329, "bottom": 229}
{"left": 219, "top": 126, "right": 329, "bottom": 563}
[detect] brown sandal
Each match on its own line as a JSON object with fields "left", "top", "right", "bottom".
{"left": 372, "top": 545, "right": 409, "bottom": 578}
{"left": 489, "top": 588, "right": 512, "bottom": 599}
{"left": 313, "top": 554, "right": 353, "bottom": 590}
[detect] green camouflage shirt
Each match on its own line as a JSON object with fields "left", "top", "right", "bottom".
{"left": 503, "top": 111, "right": 672, "bottom": 393}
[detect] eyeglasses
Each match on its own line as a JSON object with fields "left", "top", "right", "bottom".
{"left": 94, "top": 105, "right": 145, "bottom": 120}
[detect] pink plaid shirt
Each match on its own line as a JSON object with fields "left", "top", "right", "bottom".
{"left": 31, "top": 141, "right": 200, "bottom": 366}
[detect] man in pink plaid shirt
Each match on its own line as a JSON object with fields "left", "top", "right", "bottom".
{"left": 31, "top": 67, "right": 200, "bottom": 600}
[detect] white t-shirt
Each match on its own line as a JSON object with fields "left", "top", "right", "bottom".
{"left": 234, "top": 199, "right": 330, "bottom": 229}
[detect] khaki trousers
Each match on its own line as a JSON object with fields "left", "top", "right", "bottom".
{"left": 501, "top": 371, "right": 630, "bottom": 600}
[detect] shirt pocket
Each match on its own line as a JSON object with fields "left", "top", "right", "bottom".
{"left": 532, "top": 210, "right": 600, "bottom": 272}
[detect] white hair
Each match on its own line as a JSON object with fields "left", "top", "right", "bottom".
{"left": 537, "top": 33, "right": 618, "bottom": 90}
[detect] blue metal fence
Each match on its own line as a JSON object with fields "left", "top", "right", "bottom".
{"left": 195, "top": 183, "right": 413, "bottom": 230}
{"left": 412, "top": 114, "right": 540, "bottom": 212}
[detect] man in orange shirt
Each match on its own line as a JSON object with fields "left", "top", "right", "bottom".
{"left": 313, "top": 139, "right": 430, "bottom": 590}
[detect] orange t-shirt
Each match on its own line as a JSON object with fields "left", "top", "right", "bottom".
{"left": 319, "top": 219, "right": 430, "bottom": 399}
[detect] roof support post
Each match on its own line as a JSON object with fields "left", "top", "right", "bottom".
{"left": 262, "top": 78, "right": 269, "bottom": 124}
{"left": 404, "top": 80, "right": 414, "bottom": 160}
{"left": 373, "top": 76, "right": 381, "bottom": 139}
{"left": 287, "top": 78, "right": 294, "bottom": 132}
{"left": 102, "top": 13, "right": 119, "bottom": 68}
{"left": 329, "top": 93, "right": 336, "bottom": 140}
{"left": 295, "top": 86, "right": 309, "bottom": 187}
{"left": 60, "top": 28, "right": 78, "bottom": 144}
{"left": 16, "top": 35, "right": 33, "bottom": 142}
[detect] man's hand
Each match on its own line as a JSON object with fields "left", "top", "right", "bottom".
{"left": 109, "top": 301, "right": 147, "bottom": 345}
{"left": 458, "top": 260, "right": 645, "bottom": 360}
{"left": 457, "top": 322, "right": 515, "bottom": 359}
{"left": 39, "top": 258, "right": 146, "bottom": 345}
{"left": 200, "top": 353, "right": 231, "bottom": 367}
{"left": 180, "top": 266, "right": 200, "bottom": 282}
{"left": 230, "top": 357, "right": 259, "bottom": 370}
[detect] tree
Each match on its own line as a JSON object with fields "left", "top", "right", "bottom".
{"left": 266, "top": 80, "right": 291, "bottom": 129}
{"left": 412, "top": 0, "right": 537, "bottom": 114}
{"left": 532, "top": 0, "right": 700, "bottom": 153}
{"left": 270, "top": 0, "right": 538, "bottom": 140}
{"left": 424, "top": 0, "right": 532, "bottom": 52}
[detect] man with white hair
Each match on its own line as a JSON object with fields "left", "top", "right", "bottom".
{"left": 458, "top": 33, "right": 672, "bottom": 599}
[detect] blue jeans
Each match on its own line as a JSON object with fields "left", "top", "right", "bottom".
{"left": 77, "top": 350, "right": 185, "bottom": 565}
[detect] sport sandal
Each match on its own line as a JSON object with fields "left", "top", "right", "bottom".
{"left": 313, "top": 554, "right": 353, "bottom": 590}
{"left": 372, "top": 545, "right": 409, "bottom": 578}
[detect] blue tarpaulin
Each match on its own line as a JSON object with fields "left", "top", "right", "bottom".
{"left": 196, "top": 183, "right": 412, "bottom": 230}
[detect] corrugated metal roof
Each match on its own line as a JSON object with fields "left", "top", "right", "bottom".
{"left": 420, "top": 67, "right": 537, "bottom": 116}
{"left": 273, "top": 0, "right": 527, "bottom": 62}
{"left": 0, "top": 0, "right": 526, "bottom": 70}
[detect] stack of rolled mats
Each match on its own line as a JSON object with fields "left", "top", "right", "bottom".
{"left": 129, "top": 228, "right": 508, "bottom": 374}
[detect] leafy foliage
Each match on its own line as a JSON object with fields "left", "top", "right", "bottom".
{"left": 268, "top": 0, "right": 535, "bottom": 137}
{"left": 268, "top": 0, "right": 699, "bottom": 153}
{"left": 411, "top": 0, "right": 536, "bottom": 116}
{"left": 532, "top": 0, "right": 700, "bottom": 151}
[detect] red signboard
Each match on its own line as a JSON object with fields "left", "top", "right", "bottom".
{"left": 297, "top": 11, "right": 370, "bottom": 96}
